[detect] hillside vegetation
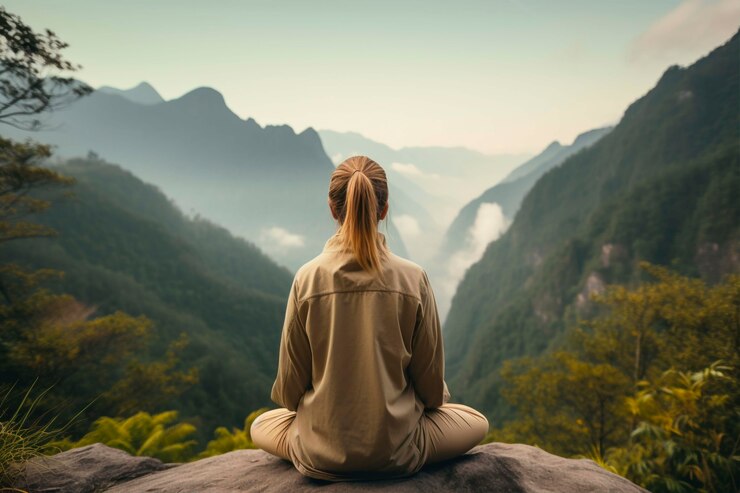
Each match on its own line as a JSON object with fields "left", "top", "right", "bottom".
{"left": 2, "top": 154, "right": 293, "bottom": 443}
{"left": 444, "top": 30, "right": 740, "bottom": 422}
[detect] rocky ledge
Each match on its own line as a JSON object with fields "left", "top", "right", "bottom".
{"left": 12, "top": 442, "right": 647, "bottom": 492}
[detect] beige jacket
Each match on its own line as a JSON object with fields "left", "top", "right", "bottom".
{"left": 270, "top": 232, "right": 450, "bottom": 481}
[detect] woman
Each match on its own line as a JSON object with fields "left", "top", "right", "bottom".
{"left": 250, "top": 155, "right": 488, "bottom": 481}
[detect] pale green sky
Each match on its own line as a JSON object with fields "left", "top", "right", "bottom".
{"left": 4, "top": 0, "right": 739, "bottom": 154}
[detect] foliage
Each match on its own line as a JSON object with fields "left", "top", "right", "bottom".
{"left": 606, "top": 363, "right": 738, "bottom": 493}
{"left": 0, "top": 379, "right": 89, "bottom": 487}
{"left": 0, "top": 136, "right": 74, "bottom": 350}
{"left": 0, "top": 136, "right": 74, "bottom": 250}
{"left": 46, "top": 410, "right": 198, "bottom": 463}
{"left": 0, "top": 252, "right": 199, "bottom": 428}
{"left": 579, "top": 262, "right": 740, "bottom": 382}
{"left": 196, "top": 407, "right": 269, "bottom": 459}
{"left": 104, "top": 334, "right": 199, "bottom": 418}
{"left": 489, "top": 265, "right": 739, "bottom": 492}
{"left": 43, "top": 407, "right": 272, "bottom": 463}
{"left": 0, "top": 6, "right": 92, "bottom": 130}
{"left": 498, "top": 351, "right": 631, "bottom": 456}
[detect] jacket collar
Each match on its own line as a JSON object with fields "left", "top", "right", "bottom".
{"left": 323, "top": 231, "right": 388, "bottom": 253}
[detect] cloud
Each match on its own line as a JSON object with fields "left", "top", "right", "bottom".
{"left": 259, "top": 226, "right": 305, "bottom": 249}
{"left": 629, "top": 0, "right": 740, "bottom": 64}
{"left": 391, "top": 162, "right": 423, "bottom": 176}
{"left": 392, "top": 214, "right": 421, "bottom": 239}
{"left": 330, "top": 153, "right": 344, "bottom": 165}
{"left": 436, "top": 202, "right": 510, "bottom": 317}
{"left": 391, "top": 162, "right": 441, "bottom": 180}
{"left": 449, "top": 202, "right": 509, "bottom": 277}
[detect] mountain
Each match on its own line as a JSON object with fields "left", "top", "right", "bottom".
{"left": 500, "top": 128, "right": 611, "bottom": 185}
{"left": 440, "top": 126, "right": 612, "bottom": 258}
{"left": 443, "top": 31, "right": 740, "bottom": 423}
{"left": 1, "top": 85, "right": 407, "bottom": 269}
{"left": 319, "top": 129, "right": 529, "bottom": 228}
{"left": 2, "top": 155, "right": 294, "bottom": 443}
{"left": 319, "top": 130, "right": 527, "bottom": 185}
{"left": 98, "top": 81, "right": 165, "bottom": 105}
{"left": 428, "top": 127, "right": 610, "bottom": 319}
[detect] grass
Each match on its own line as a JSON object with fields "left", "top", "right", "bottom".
{"left": 0, "top": 378, "right": 93, "bottom": 491}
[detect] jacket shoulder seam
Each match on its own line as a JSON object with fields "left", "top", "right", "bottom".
{"left": 298, "top": 288, "right": 422, "bottom": 304}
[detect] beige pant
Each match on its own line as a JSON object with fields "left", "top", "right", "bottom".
{"left": 251, "top": 403, "right": 489, "bottom": 468}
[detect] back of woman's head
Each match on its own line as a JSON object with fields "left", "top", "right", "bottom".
{"left": 328, "top": 155, "right": 389, "bottom": 276}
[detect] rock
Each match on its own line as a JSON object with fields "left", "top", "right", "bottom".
{"left": 13, "top": 442, "right": 648, "bottom": 493}
{"left": 11, "top": 442, "right": 173, "bottom": 492}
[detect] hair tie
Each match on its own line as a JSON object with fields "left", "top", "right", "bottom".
{"left": 352, "top": 169, "right": 362, "bottom": 176}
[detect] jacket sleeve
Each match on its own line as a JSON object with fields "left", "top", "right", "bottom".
{"left": 270, "top": 277, "right": 312, "bottom": 411}
{"left": 408, "top": 270, "right": 450, "bottom": 409}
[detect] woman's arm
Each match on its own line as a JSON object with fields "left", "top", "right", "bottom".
{"left": 270, "top": 277, "right": 312, "bottom": 411}
{"left": 408, "top": 270, "right": 449, "bottom": 409}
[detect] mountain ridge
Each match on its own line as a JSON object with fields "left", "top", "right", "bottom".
{"left": 98, "top": 81, "right": 165, "bottom": 105}
{"left": 443, "top": 30, "right": 740, "bottom": 421}
{"left": 1, "top": 83, "right": 409, "bottom": 269}
{"left": 441, "top": 125, "right": 612, "bottom": 259}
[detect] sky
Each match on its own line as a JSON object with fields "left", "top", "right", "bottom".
{"left": 4, "top": 0, "right": 739, "bottom": 155}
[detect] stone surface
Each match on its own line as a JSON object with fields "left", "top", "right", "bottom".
{"left": 13, "top": 442, "right": 648, "bottom": 493}
{"left": 12, "top": 442, "right": 173, "bottom": 492}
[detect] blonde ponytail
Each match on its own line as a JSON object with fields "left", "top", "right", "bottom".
{"left": 328, "top": 156, "right": 389, "bottom": 276}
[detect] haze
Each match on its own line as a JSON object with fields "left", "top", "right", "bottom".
{"left": 5, "top": 0, "right": 739, "bottom": 155}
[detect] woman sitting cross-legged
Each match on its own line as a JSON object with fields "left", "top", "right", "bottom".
{"left": 250, "top": 155, "right": 489, "bottom": 481}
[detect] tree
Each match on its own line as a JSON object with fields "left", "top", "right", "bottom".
{"left": 0, "top": 136, "right": 75, "bottom": 304}
{"left": 0, "top": 6, "right": 92, "bottom": 130}
{"left": 489, "top": 264, "right": 739, "bottom": 492}
{"left": 0, "top": 3, "right": 90, "bottom": 271}
{"left": 104, "top": 333, "right": 199, "bottom": 417}
{"left": 495, "top": 351, "right": 631, "bottom": 457}
{"left": 607, "top": 363, "right": 737, "bottom": 493}
{"left": 579, "top": 263, "right": 739, "bottom": 380}
{"left": 0, "top": 274, "right": 199, "bottom": 432}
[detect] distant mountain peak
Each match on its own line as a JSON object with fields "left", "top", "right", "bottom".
{"left": 177, "top": 86, "right": 226, "bottom": 105}
{"left": 132, "top": 81, "right": 157, "bottom": 92}
{"left": 298, "top": 127, "right": 319, "bottom": 138}
{"left": 297, "top": 127, "right": 327, "bottom": 153}
{"left": 571, "top": 126, "right": 613, "bottom": 148}
{"left": 244, "top": 117, "right": 261, "bottom": 129}
{"left": 264, "top": 123, "right": 297, "bottom": 136}
{"left": 544, "top": 140, "right": 562, "bottom": 151}
{"left": 97, "top": 81, "right": 164, "bottom": 105}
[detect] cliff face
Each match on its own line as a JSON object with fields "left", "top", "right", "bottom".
{"left": 13, "top": 442, "right": 647, "bottom": 493}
